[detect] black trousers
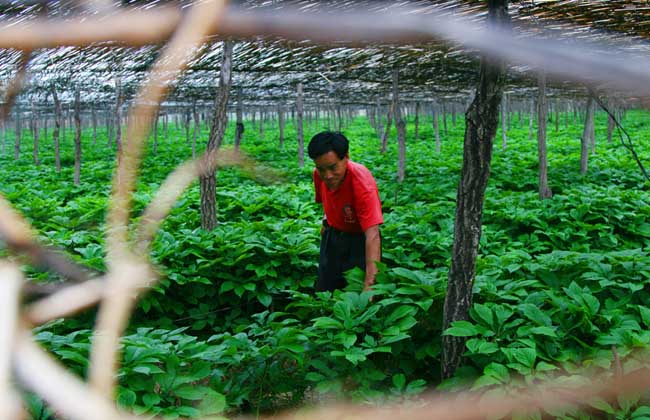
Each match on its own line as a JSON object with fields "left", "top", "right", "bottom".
{"left": 316, "top": 225, "right": 366, "bottom": 292}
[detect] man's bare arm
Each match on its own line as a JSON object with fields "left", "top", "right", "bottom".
{"left": 364, "top": 224, "right": 381, "bottom": 290}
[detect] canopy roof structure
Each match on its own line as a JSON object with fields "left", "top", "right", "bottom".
{"left": 1, "top": 0, "right": 650, "bottom": 109}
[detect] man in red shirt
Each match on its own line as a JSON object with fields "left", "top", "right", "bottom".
{"left": 308, "top": 131, "right": 383, "bottom": 292}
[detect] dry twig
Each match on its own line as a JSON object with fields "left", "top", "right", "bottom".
{"left": 0, "top": 263, "right": 23, "bottom": 420}
{"left": 89, "top": 0, "right": 228, "bottom": 398}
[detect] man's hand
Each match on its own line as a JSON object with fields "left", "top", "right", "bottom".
{"left": 363, "top": 225, "right": 381, "bottom": 298}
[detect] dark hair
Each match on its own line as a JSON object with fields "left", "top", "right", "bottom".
{"left": 308, "top": 131, "right": 349, "bottom": 160}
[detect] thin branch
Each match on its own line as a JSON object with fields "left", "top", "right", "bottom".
{"left": 91, "top": 0, "right": 229, "bottom": 398}
{"left": 0, "top": 262, "right": 22, "bottom": 420}
{"left": 24, "top": 278, "right": 105, "bottom": 326}
{"left": 0, "top": 194, "right": 95, "bottom": 283}
{"left": 592, "top": 91, "right": 650, "bottom": 182}
{"left": 134, "top": 148, "right": 243, "bottom": 254}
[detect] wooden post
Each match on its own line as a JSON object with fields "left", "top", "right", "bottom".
{"left": 375, "top": 97, "right": 384, "bottom": 141}
{"left": 414, "top": 101, "right": 420, "bottom": 142}
{"left": 200, "top": 40, "right": 234, "bottom": 230}
{"left": 528, "top": 98, "right": 534, "bottom": 141}
{"left": 259, "top": 107, "right": 265, "bottom": 139}
{"left": 381, "top": 95, "right": 394, "bottom": 153}
{"left": 441, "top": 101, "right": 448, "bottom": 135}
{"left": 607, "top": 100, "right": 615, "bottom": 144}
{"left": 107, "top": 112, "right": 114, "bottom": 148}
{"left": 13, "top": 105, "right": 20, "bottom": 160}
{"left": 537, "top": 71, "right": 552, "bottom": 199}
{"left": 163, "top": 112, "right": 169, "bottom": 140}
{"left": 433, "top": 102, "right": 441, "bottom": 154}
{"left": 115, "top": 78, "right": 123, "bottom": 152}
{"left": 442, "top": 0, "right": 509, "bottom": 380}
{"left": 52, "top": 86, "right": 62, "bottom": 172}
{"left": 393, "top": 69, "right": 406, "bottom": 183}
{"left": 581, "top": 96, "right": 594, "bottom": 174}
{"left": 0, "top": 118, "right": 4, "bottom": 155}
{"left": 451, "top": 102, "right": 457, "bottom": 127}
{"left": 296, "top": 82, "right": 305, "bottom": 168}
{"left": 32, "top": 101, "right": 40, "bottom": 165}
{"left": 234, "top": 87, "right": 244, "bottom": 152}
{"left": 192, "top": 101, "right": 199, "bottom": 158}
{"left": 153, "top": 109, "right": 159, "bottom": 154}
{"left": 74, "top": 88, "right": 82, "bottom": 185}
{"left": 501, "top": 93, "right": 507, "bottom": 150}
{"left": 185, "top": 107, "right": 191, "bottom": 145}
{"left": 92, "top": 106, "right": 97, "bottom": 145}
{"left": 278, "top": 104, "right": 285, "bottom": 148}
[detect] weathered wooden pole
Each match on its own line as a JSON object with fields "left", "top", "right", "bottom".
{"left": 73, "top": 88, "right": 82, "bottom": 185}
{"left": 185, "top": 107, "right": 191, "bottom": 145}
{"left": 381, "top": 94, "right": 395, "bottom": 153}
{"left": 375, "top": 97, "right": 384, "bottom": 141}
{"left": 451, "top": 102, "right": 457, "bottom": 127}
{"left": 91, "top": 106, "right": 97, "bottom": 146}
{"left": 528, "top": 97, "right": 534, "bottom": 141}
{"left": 581, "top": 96, "right": 594, "bottom": 174}
{"left": 192, "top": 101, "right": 199, "bottom": 158}
{"left": 442, "top": 0, "right": 509, "bottom": 380}
{"left": 607, "top": 100, "right": 615, "bottom": 144}
{"left": 13, "top": 105, "right": 21, "bottom": 160}
{"left": 441, "top": 101, "right": 448, "bottom": 135}
{"left": 501, "top": 93, "right": 507, "bottom": 150}
{"left": 393, "top": 70, "right": 406, "bottom": 183}
{"left": 278, "top": 104, "right": 285, "bottom": 148}
{"left": 152, "top": 109, "right": 159, "bottom": 154}
{"left": 0, "top": 118, "right": 5, "bottom": 155}
{"left": 413, "top": 101, "right": 420, "bottom": 142}
{"left": 234, "top": 87, "right": 244, "bottom": 152}
{"left": 200, "top": 40, "right": 234, "bottom": 230}
{"left": 433, "top": 102, "right": 441, "bottom": 154}
{"left": 107, "top": 112, "right": 114, "bottom": 148}
{"left": 115, "top": 78, "right": 123, "bottom": 152}
{"left": 31, "top": 100, "right": 40, "bottom": 165}
{"left": 259, "top": 107, "right": 265, "bottom": 139}
{"left": 51, "top": 88, "right": 61, "bottom": 172}
{"left": 296, "top": 82, "right": 305, "bottom": 168}
{"left": 537, "top": 71, "right": 552, "bottom": 199}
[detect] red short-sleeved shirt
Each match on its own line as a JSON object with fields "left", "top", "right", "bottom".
{"left": 314, "top": 160, "right": 383, "bottom": 233}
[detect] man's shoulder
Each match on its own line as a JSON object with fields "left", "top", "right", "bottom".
{"left": 347, "top": 161, "right": 378, "bottom": 189}
{"left": 348, "top": 160, "right": 374, "bottom": 177}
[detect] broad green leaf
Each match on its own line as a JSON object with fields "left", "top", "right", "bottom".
{"left": 117, "top": 388, "right": 136, "bottom": 407}
{"left": 587, "top": 397, "right": 616, "bottom": 415}
{"left": 340, "top": 333, "right": 357, "bottom": 349}
{"left": 529, "top": 326, "right": 558, "bottom": 337}
{"left": 483, "top": 362, "right": 510, "bottom": 383}
{"left": 197, "top": 389, "right": 227, "bottom": 415}
{"left": 519, "top": 303, "right": 552, "bottom": 327}
{"left": 639, "top": 305, "right": 650, "bottom": 327}
{"left": 471, "top": 303, "right": 494, "bottom": 328}
{"left": 174, "top": 385, "right": 208, "bottom": 400}
{"left": 392, "top": 373, "right": 406, "bottom": 390}
{"left": 142, "top": 393, "right": 161, "bottom": 407}
{"left": 465, "top": 338, "right": 499, "bottom": 355}
{"left": 313, "top": 316, "right": 343, "bottom": 329}
{"left": 385, "top": 305, "right": 417, "bottom": 325}
{"left": 443, "top": 321, "right": 479, "bottom": 337}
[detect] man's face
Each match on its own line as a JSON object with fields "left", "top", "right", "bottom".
{"left": 314, "top": 151, "right": 348, "bottom": 190}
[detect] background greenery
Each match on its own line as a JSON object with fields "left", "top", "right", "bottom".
{"left": 2, "top": 108, "right": 650, "bottom": 419}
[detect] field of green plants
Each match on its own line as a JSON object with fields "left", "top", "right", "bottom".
{"left": 2, "top": 108, "right": 650, "bottom": 419}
